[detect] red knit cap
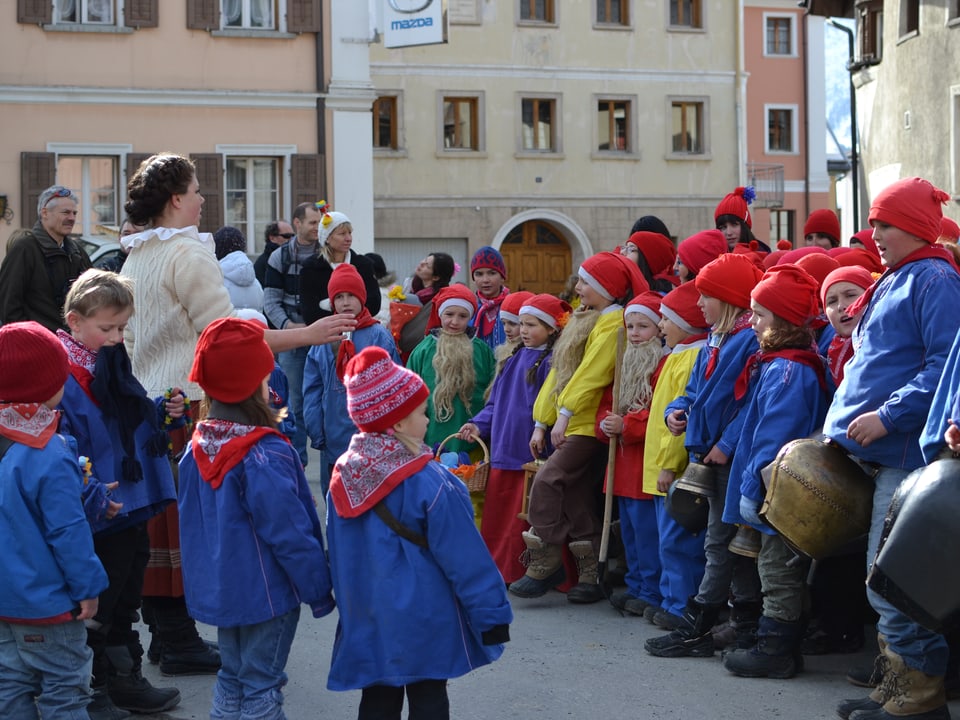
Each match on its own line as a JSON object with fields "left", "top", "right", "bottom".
{"left": 0, "top": 321, "right": 68, "bottom": 403}
{"left": 850, "top": 228, "right": 879, "bottom": 257}
{"left": 714, "top": 186, "right": 756, "bottom": 228}
{"left": 627, "top": 231, "right": 677, "bottom": 276}
{"left": 795, "top": 253, "right": 841, "bottom": 290}
{"left": 499, "top": 291, "right": 534, "bottom": 324}
{"left": 779, "top": 246, "right": 828, "bottom": 265}
{"left": 868, "top": 177, "right": 949, "bottom": 244}
{"left": 820, "top": 266, "right": 875, "bottom": 310}
{"left": 751, "top": 265, "right": 820, "bottom": 327}
{"left": 427, "top": 284, "right": 477, "bottom": 331}
{"left": 579, "top": 251, "right": 649, "bottom": 302}
{"left": 624, "top": 291, "right": 663, "bottom": 327}
{"left": 763, "top": 250, "right": 787, "bottom": 270}
{"left": 519, "top": 294, "right": 572, "bottom": 330}
{"left": 677, "top": 229, "right": 728, "bottom": 275}
{"left": 803, "top": 209, "right": 841, "bottom": 245}
{"left": 660, "top": 281, "right": 709, "bottom": 334}
{"left": 190, "top": 318, "right": 276, "bottom": 403}
{"left": 344, "top": 346, "right": 429, "bottom": 433}
{"left": 941, "top": 217, "right": 960, "bottom": 241}
{"left": 695, "top": 254, "right": 764, "bottom": 309}
{"left": 835, "top": 247, "right": 884, "bottom": 274}
{"left": 328, "top": 264, "right": 367, "bottom": 306}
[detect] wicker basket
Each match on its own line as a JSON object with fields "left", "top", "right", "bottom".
{"left": 435, "top": 433, "right": 490, "bottom": 493}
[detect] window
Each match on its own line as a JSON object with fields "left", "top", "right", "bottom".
{"left": 597, "top": 98, "right": 631, "bottom": 153}
{"left": 857, "top": 0, "right": 883, "bottom": 63}
{"left": 442, "top": 97, "right": 479, "bottom": 150}
{"left": 520, "top": 0, "right": 554, "bottom": 24}
{"left": 766, "top": 106, "right": 796, "bottom": 153}
{"left": 521, "top": 97, "right": 558, "bottom": 152}
{"left": 597, "top": 0, "right": 628, "bottom": 25}
{"left": 899, "top": 0, "right": 918, "bottom": 37}
{"left": 56, "top": 155, "right": 120, "bottom": 237}
{"left": 670, "top": 0, "right": 701, "bottom": 28}
{"left": 765, "top": 16, "right": 793, "bottom": 55}
{"left": 950, "top": 0, "right": 960, "bottom": 22}
{"left": 373, "top": 96, "right": 398, "bottom": 150}
{"left": 222, "top": 0, "right": 276, "bottom": 30}
{"left": 769, "top": 209, "right": 796, "bottom": 247}
{"left": 224, "top": 158, "right": 281, "bottom": 251}
{"left": 671, "top": 100, "right": 704, "bottom": 154}
{"left": 55, "top": 0, "right": 114, "bottom": 24}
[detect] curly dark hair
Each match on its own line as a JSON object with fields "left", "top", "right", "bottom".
{"left": 125, "top": 153, "right": 196, "bottom": 226}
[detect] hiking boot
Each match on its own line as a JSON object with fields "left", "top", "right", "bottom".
{"left": 566, "top": 540, "right": 604, "bottom": 604}
{"left": 105, "top": 644, "right": 181, "bottom": 713}
{"left": 645, "top": 597, "right": 720, "bottom": 658}
{"left": 846, "top": 645, "right": 950, "bottom": 720}
{"left": 87, "top": 685, "right": 132, "bottom": 720}
{"left": 642, "top": 605, "right": 659, "bottom": 623}
{"left": 609, "top": 590, "right": 636, "bottom": 612}
{"left": 652, "top": 610, "right": 684, "bottom": 630}
{"left": 722, "top": 616, "right": 802, "bottom": 679}
{"left": 508, "top": 530, "right": 565, "bottom": 598}
{"left": 624, "top": 598, "right": 653, "bottom": 617}
{"left": 715, "top": 600, "right": 763, "bottom": 651}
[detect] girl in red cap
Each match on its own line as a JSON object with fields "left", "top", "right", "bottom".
{"left": 621, "top": 231, "right": 679, "bottom": 293}
{"left": 714, "top": 186, "right": 770, "bottom": 252}
{"left": 458, "top": 293, "right": 570, "bottom": 583}
{"left": 719, "top": 265, "right": 831, "bottom": 680}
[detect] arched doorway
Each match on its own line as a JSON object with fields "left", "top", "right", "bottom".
{"left": 500, "top": 220, "right": 572, "bottom": 295}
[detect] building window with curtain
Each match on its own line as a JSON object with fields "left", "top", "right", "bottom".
{"left": 225, "top": 157, "right": 281, "bottom": 251}
{"left": 765, "top": 16, "right": 792, "bottom": 55}
{"left": 669, "top": 0, "right": 701, "bottom": 28}
{"left": 373, "top": 96, "right": 399, "bottom": 150}
{"left": 222, "top": 0, "right": 276, "bottom": 30}
{"left": 521, "top": 97, "right": 557, "bottom": 152}
{"left": 520, "top": 0, "right": 554, "bottom": 24}
{"left": 670, "top": 100, "right": 704, "bottom": 154}
{"left": 442, "top": 96, "right": 480, "bottom": 151}
{"left": 597, "top": 99, "right": 631, "bottom": 152}
{"left": 55, "top": 0, "right": 115, "bottom": 24}
{"left": 766, "top": 107, "right": 795, "bottom": 153}
{"left": 55, "top": 155, "right": 120, "bottom": 236}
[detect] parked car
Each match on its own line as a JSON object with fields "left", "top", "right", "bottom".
{"left": 76, "top": 235, "right": 124, "bottom": 270}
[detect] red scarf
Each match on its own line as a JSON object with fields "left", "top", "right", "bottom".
{"left": 827, "top": 335, "right": 854, "bottom": 386}
{"left": 334, "top": 308, "right": 380, "bottom": 382}
{"left": 191, "top": 419, "right": 288, "bottom": 490}
{"left": 704, "top": 312, "right": 753, "bottom": 379}
{"left": 846, "top": 244, "right": 959, "bottom": 320}
{"left": 0, "top": 403, "right": 60, "bottom": 449}
{"left": 475, "top": 287, "right": 510, "bottom": 339}
{"left": 733, "top": 348, "right": 828, "bottom": 401}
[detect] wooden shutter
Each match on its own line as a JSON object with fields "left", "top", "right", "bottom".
{"left": 288, "top": 0, "right": 321, "bottom": 33}
{"left": 125, "top": 0, "right": 159, "bottom": 28}
{"left": 190, "top": 153, "right": 224, "bottom": 233}
{"left": 21, "top": 152, "right": 56, "bottom": 229}
{"left": 290, "top": 154, "right": 326, "bottom": 210}
{"left": 18, "top": 0, "right": 52, "bottom": 24}
{"left": 186, "top": 0, "right": 219, "bottom": 30}
{"left": 123, "top": 153, "right": 154, "bottom": 215}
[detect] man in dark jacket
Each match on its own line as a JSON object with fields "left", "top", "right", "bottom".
{"left": 253, "top": 219, "right": 294, "bottom": 288}
{"left": 0, "top": 185, "right": 92, "bottom": 331}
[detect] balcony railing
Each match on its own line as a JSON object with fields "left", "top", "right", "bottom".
{"left": 747, "top": 162, "right": 785, "bottom": 209}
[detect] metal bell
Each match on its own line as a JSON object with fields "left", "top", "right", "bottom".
{"left": 666, "top": 480, "right": 710, "bottom": 534}
{"left": 674, "top": 462, "right": 717, "bottom": 498}
{"left": 728, "top": 525, "right": 762, "bottom": 558}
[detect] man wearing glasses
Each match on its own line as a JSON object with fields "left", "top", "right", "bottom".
{"left": 0, "top": 185, "right": 92, "bottom": 331}
{"left": 254, "top": 219, "right": 295, "bottom": 288}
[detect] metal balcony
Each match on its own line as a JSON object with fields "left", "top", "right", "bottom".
{"left": 747, "top": 162, "right": 785, "bottom": 209}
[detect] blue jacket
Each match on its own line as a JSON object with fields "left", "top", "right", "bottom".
{"left": 302, "top": 323, "right": 399, "bottom": 465}
{"left": 722, "top": 356, "right": 831, "bottom": 533}
{"left": 824, "top": 258, "right": 960, "bottom": 469}
{"left": 326, "top": 460, "right": 512, "bottom": 690}
{"left": 665, "top": 326, "right": 758, "bottom": 458}
{"left": 58, "top": 376, "right": 176, "bottom": 535}
{"left": 0, "top": 433, "right": 108, "bottom": 619}
{"left": 269, "top": 363, "right": 297, "bottom": 441}
{"left": 922, "top": 329, "right": 960, "bottom": 462}
{"left": 178, "top": 432, "right": 335, "bottom": 628}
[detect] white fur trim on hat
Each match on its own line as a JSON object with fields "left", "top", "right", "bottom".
{"left": 438, "top": 297, "right": 475, "bottom": 317}
{"left": 519, "top": 305, "right": 558, "bottom": 329}
{"left": 500, "top": 310, "right": 521, "bottom": 324}
{"left": 625, "top": 303, "right": 661, "bottom": 326}
{"left": 660, "top": 305, "right": 700, "bottom": 335}
{"left": 578, "top": 267, "right": 614, "bottom": 301}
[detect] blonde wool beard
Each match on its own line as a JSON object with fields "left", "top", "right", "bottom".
{"left": 617, "top": 337, "right": 662, "bottom": 414}
{"left": 550, "top": 308, "right": 600, "bottom": 399}
{"left": 432, "top": 331, "right": 476, "bottom": 422}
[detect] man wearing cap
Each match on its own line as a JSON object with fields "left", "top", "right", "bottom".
{"left": 0, "top": 185, "right": 92, "bottom": 331}
{"left": 254, "top": 219, "right": 294, "bottom": 288}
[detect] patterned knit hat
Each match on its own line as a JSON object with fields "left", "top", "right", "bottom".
{"left": 677, "top": 229, "right": 728, "bottom": 275}
{"left": 660, "top": 281, "right": 709, "bottom": 335}
{"left": 751, "top": 265, "right": 820, "bottom": 327}
{"left": 715, "top": 186, "right": 756, "bottom": 228}
{"left": 328, "top": 263, "right": 367, "bottom": 306}
{"left": 0, "top": 321, "right": 68, "bottom": 403}
{"left": 868, "top": 177, "right": 949, "bottom": 244}
{"left": 470, "top": 245, "right": 507, "bottom": 280}
{"left": 695, "top": 254, "right": 764, "bottom": 310}
{"left": 345, "top": 346, "right": 429, "bottom": 433}
{"left": 519, "top": 294, "right": 572, "bottom": 330}
{"left": 803, "top": 209, "right": 841, "bottom": 246}
{"left": 624, "top": 291, "right": 663, "bottom": 326}
{"left": 579, "top": 251, "right": 649, "bottom": 302}
{"left": 499, "top": 291, "right": 534, "bottom": 324}
{"left": 190, "top": 318, "right": 275, "bottom": 403}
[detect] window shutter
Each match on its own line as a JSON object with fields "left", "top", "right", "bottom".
{"left": 18, "top": 0, "right": 52, "bottom": 24}
{"left": 288, "top": 0, "right": 321, "bottom": 33}
{"left": 190, "top": 154, "right": 224, "bottom": 233}
{"left": 125, "top": 0, "right": 159, "bottom": 28}
{"left": 186, "top": 0, "right": 219, "bottom": 30}
{"left": 21, "top": 152, "right": 56, "bottom": 229}
{"left": 290, "top": 154, "right": 326, "bottom": 209}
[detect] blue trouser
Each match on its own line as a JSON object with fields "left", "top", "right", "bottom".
{"left": 277, "top": 346, "right": 308, "bottom": 467}
{"left": 654, "top": 495, "right": 706, "bottom": 617}
{"left": 618, "top": 496, "right": 662, "bottom": 607}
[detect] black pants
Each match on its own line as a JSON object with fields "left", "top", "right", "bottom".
{"left": 358, "top": 681, "right": 449, "bottom": 720}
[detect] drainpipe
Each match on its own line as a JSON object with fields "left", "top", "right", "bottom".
{"left": 315, "top": 9, "right": 326, "bottom": 155}
{"left": 826, "top": 18, "right": 859, "bottom": 230}
{"left": 736, "top": 0, "right": 746, "bottom": 186}
{"left": 801, "top": 12, "right": 810, "bottom": 222}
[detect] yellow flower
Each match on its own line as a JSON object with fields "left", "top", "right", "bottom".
{"left": 388, "top": 285, "right": 407, "bottom": 301}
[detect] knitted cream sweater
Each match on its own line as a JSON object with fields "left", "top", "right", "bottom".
{"left": 121, "top": 229, "right": 234, "bottom": 399}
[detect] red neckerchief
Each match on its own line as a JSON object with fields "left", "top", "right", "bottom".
{"left": 704, "top": 312, "right": 752, "bottom": 379}
{"left": 846, "top": 244, "right": 959, "bottom": 319}
{"left": 0, "top": 403, "right": 60, "bottom": 448}
{"left": 191, "top": 419, "right": 288, "bottom": 490}
{"left": 476, "top": 287, "right": 510, "bottom": 339}
{"left": 334, "top": 308, "right": 380, "bottom": 382}
{"left": 330, "top": 432, "right": 433, "bottom": 518}
{"left": 827, "top": 335, "right": 854, "bottom": 386}
{"left": 68, "top": 364, "right": 96, "bottom": 404}
{"left": 734, "top": 347, "right": 828, "bottom": 401}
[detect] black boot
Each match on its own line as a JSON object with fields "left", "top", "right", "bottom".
{"left": 87, "top": 683, "right": 132, "bottom": 720}
{"left": 150, "top": 597, "right": 221, "bottom": 676}
{"left": 722, "top": 615, "right": 802, "bottom": 679}
{"left": 714, "top": 600, "right": 762, "bottom": 651}
{"left": 106, "top": 644, "right": 181, "bottom": 714}
{"left": 644, "top": 597, "right": 720, "bottom": 658}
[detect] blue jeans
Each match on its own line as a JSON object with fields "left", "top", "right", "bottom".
{"left": 0, "top": 619, "right": 92, "bottom": 720}
{"left": 211, "top": 608, "right": 300, "bottom": 720}
{"left": 277, "top": 347, "right": 308, "bottom": 467}
{"left": 865, "top": 465, "right": 949, "bottom": 675}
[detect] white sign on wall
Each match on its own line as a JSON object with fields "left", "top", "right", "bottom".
{"left": 383, "top": 0, "right": 448, "bottom": 49}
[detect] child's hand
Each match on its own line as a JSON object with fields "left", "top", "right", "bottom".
{"left": 529, "top": 427, "right": 546, "bottom": 459}
{"left": 165, "top": 387, "right": 186, "bottom": 419}
{"left": 600, "top": 412, "right": 623, "bottom": 437}
{"left": 104, "top": 482, "right": 123, "bottom": 519}
{"left": 550, "top": 415, "right": 570, "bottom": 449}
{"left": 666, "top": 409, "right": 687, "bottom": 436}
{"left": 846, "top": 411, "right": 888, "bottom": 448}
{"left": 458, "top": 422, "right": 480, "bottom": 442}
{"left": 946, "top": 421, "right": 960, "bottom": 453}
{"left": 703, "top": 444, "right": 728, "bottom": 465}
{"left": 657, "top": 469, "right": 675, "bottom": 494}
{"left": 76, "top": 597, "right": 99, "bottom": 621}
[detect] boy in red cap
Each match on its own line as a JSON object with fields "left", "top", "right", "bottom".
{"left": 0, "top": 321, "right": 109, "bottom": 720}
{"left": 470, "top": 245, "right": 510, "bottom": 350}
{"left": 510, "top": 252, "right": 648, "bottom": 604}
{"left": 827, "top": 177, "right": 960, "bottom": 720}
{"left": 801, "top": 208, "right": 842, "bottom": 249}
{"left": 720, "top": 265, "right": 831, "bottom": 679}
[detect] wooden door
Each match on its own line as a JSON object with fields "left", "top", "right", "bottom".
{"left": 500, "top": 220, "right": 571, "bottom": 295}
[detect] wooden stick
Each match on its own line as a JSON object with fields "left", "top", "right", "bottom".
{"left": 599, "top": 326, "right": 625, "bottom": 564}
